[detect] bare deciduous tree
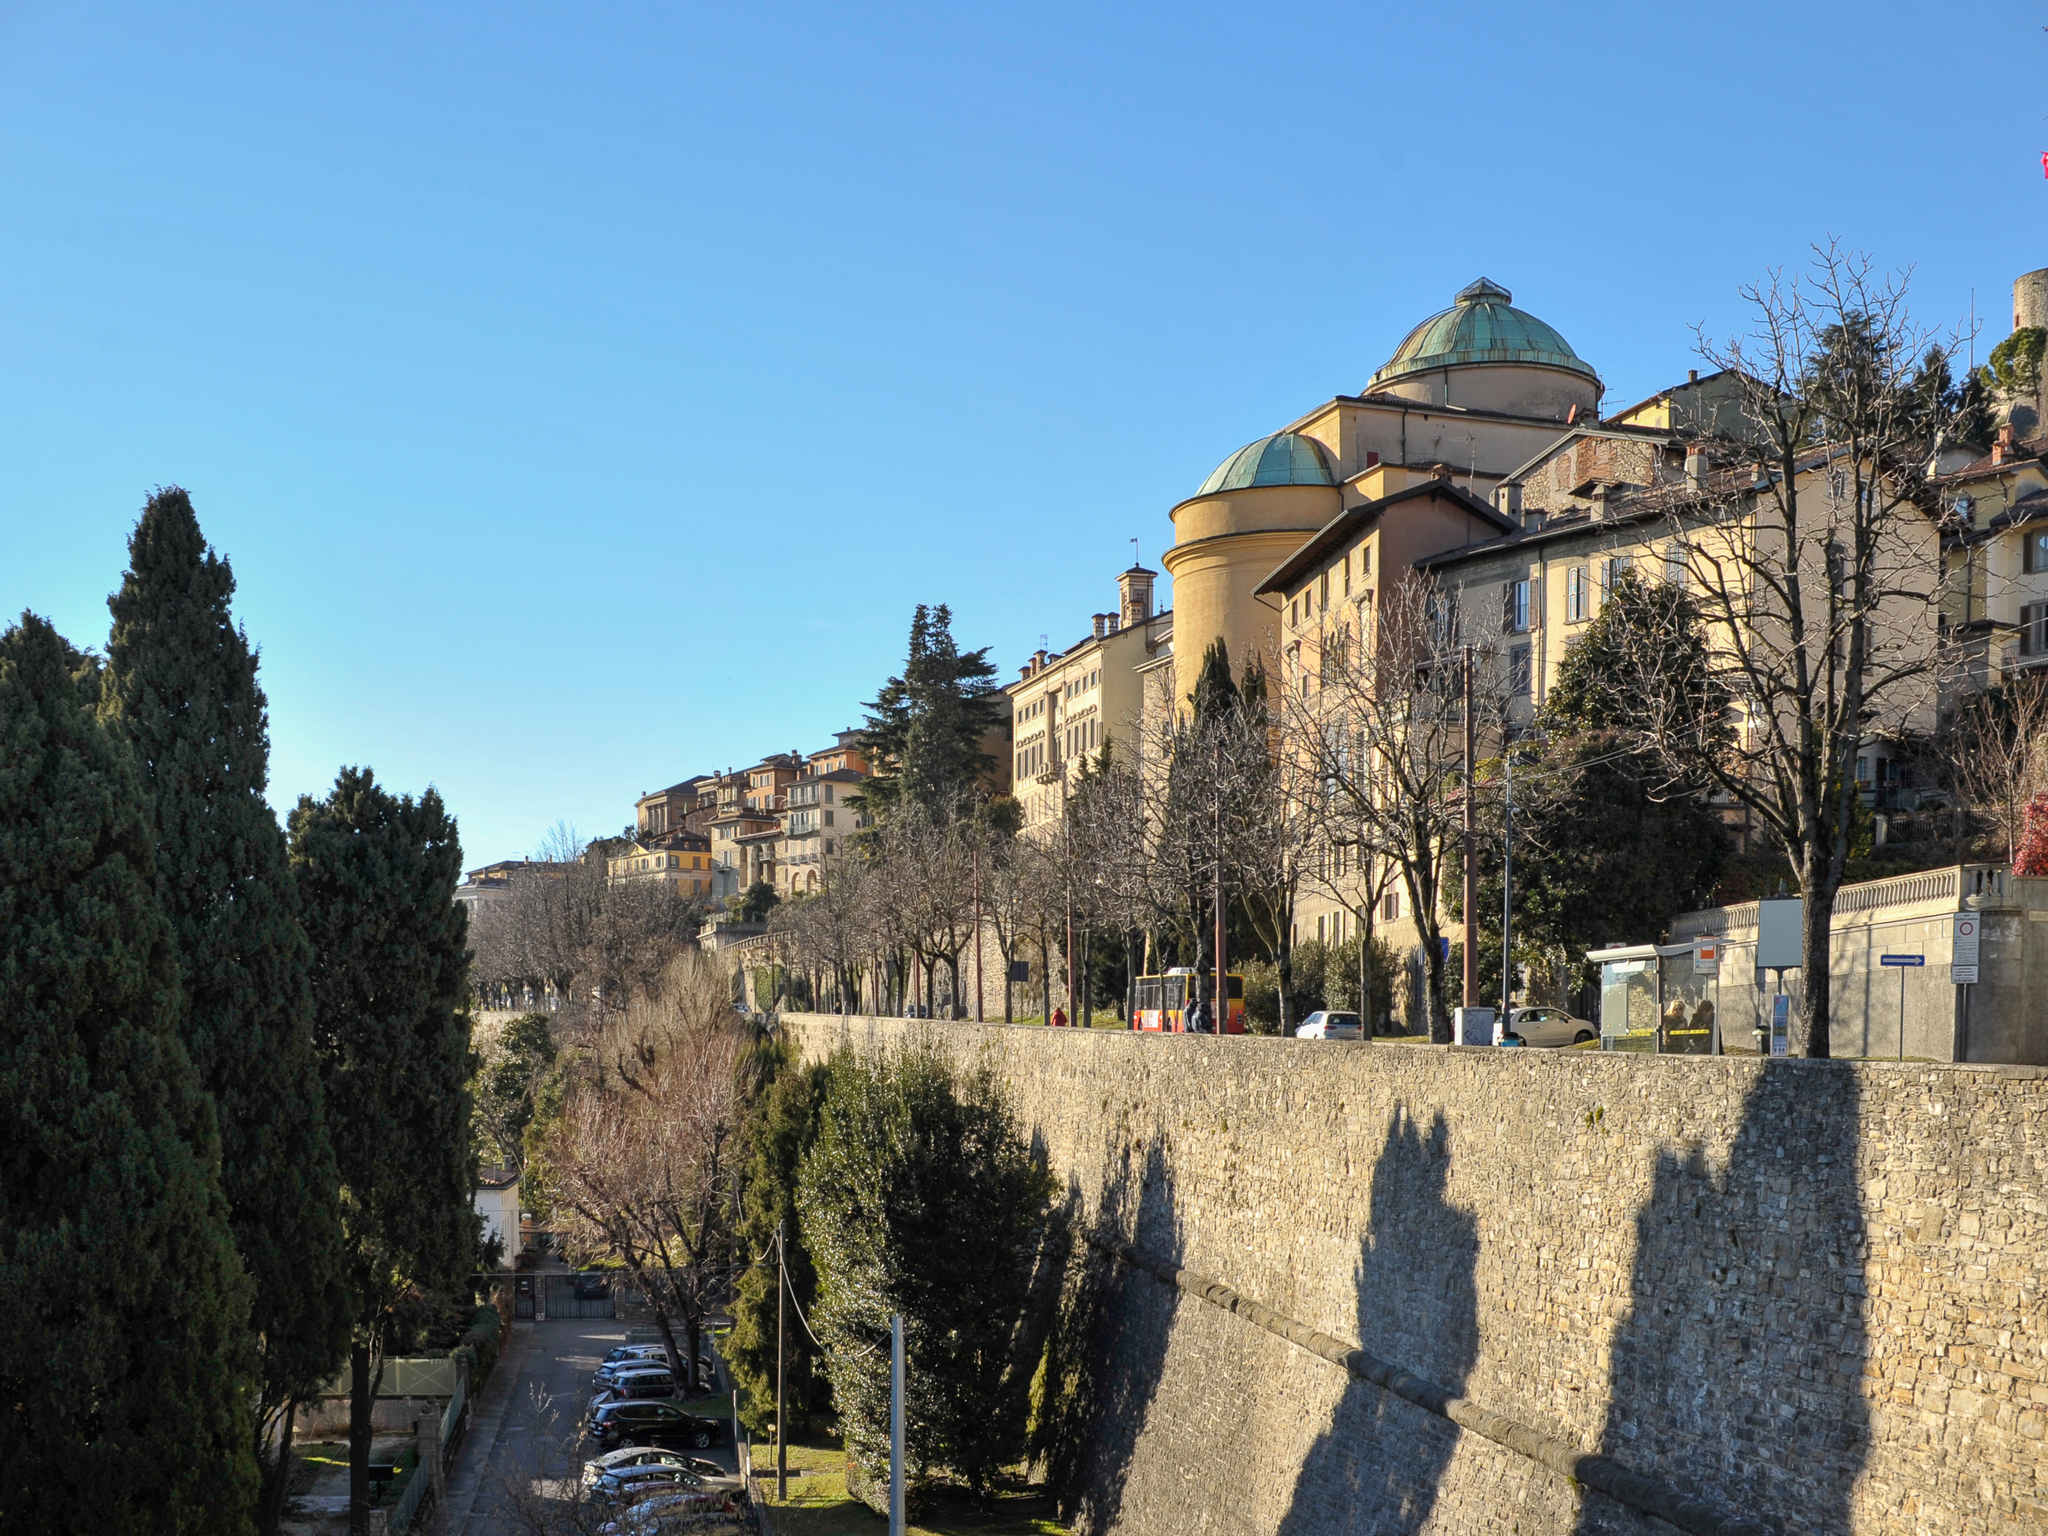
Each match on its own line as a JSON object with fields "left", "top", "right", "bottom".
{"left": 1637, "top": 244, "right": 1962, "bottom": 1054}
{"left": 1282, "top": 573, "right": 1504, "bottom": 1041}
{"left": 536, "top": 953, "right": 750, "bottom": 1384}
{"left": 1951, "top": 673, "right": 2048, "bottom": 862}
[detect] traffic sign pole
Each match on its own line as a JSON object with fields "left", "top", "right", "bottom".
{"left": 1879, "top": 953, "right": 1925, "bottom": 1060}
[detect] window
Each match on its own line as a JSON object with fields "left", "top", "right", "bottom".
{"left": 825, "top": 811, "right": 835, "bottom": 826}
{"left": 1380, "top": 888, "right": 1402, "bottom": 921}
{"left": 1503, "top": 578, "right": 1530, "bottom": 634}
{"left": 1664, "top": 545, "right": 1686, "bottom": 588}
{"left": 824, "top": 784, "right": 834, "bottom": 803}
{"left": 2022, "top": 602, "right": 2048, "bottom": 657}
{"left": 1320, "top": 571, "right": 1329, "bottom": 608}
{"left": 1602, "top": 555, "right": 1633, "bottom": 592}
{"left": 1566, "top": 565, "right": 1589, "bottom": 622}
{"left": 1343, "top": 555, "right": 1351, "bottom": 596}
{"left": 2027, "top": 531, "right": 2048, "bottom": 575}
{"left": 1509, "top": 645, "right": 1531, "bottom": 700}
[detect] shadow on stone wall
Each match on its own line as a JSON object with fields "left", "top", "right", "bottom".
{"left": 1033, "top": 1141, "right": 1182, "bottom": 1531}
{"left": 1276, "top": 1105, "right": 1479, "bottom": 1535}
{"left": 1576, "top": 1062, "right": 1870, "bottom": 1533}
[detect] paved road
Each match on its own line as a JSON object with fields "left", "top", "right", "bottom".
{"left": 445, "top": 1319, "right": 739, "bottom": 1535}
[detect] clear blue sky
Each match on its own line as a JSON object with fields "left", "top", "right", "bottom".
{"left": 5, "top": 1, "right": 2043, "bottom": 866}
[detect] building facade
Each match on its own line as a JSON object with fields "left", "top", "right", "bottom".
{"left": 1005, "top": 563, "right": 1170, "bottom": 835}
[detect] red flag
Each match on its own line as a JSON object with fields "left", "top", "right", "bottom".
{"left": 2041, "top": 151, "right": 2047, "bottom": 178}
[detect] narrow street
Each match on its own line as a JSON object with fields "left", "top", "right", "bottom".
{"left": 443, "top": 1318, "right": 739, "bottom": 1535}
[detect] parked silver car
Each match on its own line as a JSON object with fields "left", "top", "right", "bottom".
{"left": 1500, "top": 1006, "right": 1597, "bottom": 1048}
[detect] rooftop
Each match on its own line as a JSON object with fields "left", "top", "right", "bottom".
{"left": 1367, "top": 277, "right": 1599, "bottom": 393}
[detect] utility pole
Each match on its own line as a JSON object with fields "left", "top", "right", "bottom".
{"left": 1462, "top": 643, "right": 1477, "bottom": 1011}
{"left": 1501, "top": 742, "right": 1514, "bottom": 1025}
{"left": 774, "top": 1220, "right": 787, "bottom": 1500}
{"left": 972, "top": 836, "right": 984, "bottom": 1022}
{"left": 889, "top": 1315, "right": 906, "bottom": 1536}
{"left": 1213, "top": 736, "right": 1227, "bottom": 1034}
{"left": 1063, "top": 771, "right": 1075, "bottom": 1023}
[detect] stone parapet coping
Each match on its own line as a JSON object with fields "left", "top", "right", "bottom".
{"left": 1094, "top": 1233, "right": 1771, "bottom": 1536}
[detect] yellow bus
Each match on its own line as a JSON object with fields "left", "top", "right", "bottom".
{"left": 1133, "top": 967, "right": 1245, "bottom": 1034}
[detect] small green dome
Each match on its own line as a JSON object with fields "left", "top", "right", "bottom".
{"left": 1368, "top": 277, "right": 1598, "bottom": 391}
{"left": 1195, "top": 431, "right": 1337, "bottom": 497}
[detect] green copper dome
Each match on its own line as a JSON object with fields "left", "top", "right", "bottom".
{"left": 1367, "top": 277, "right": 1598, "bottom": 391}
{"left": 1194, "top": 431, "right": 1337, "bottom": 497}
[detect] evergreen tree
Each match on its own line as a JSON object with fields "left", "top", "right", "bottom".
{"left": 472, "top": 1011, "right": 557, "bottom": 1171}
{"left": 1187, "top": 637, "right": 1238, "bottom": 721}
{"left": 100, "top": 488, "right": 348, "bottom": 1530}
{"left": 725, "top": 1037, "right": 832, "bottom": 1439}
{"left": 289, "top": 769, "right": 477, "bottom": 1536}
{"left": 855, "top": 604, "right": 1005, "bottom": 825}
{"left": 0, "top": 613, "right": 258, "bottom": 1536}
{"left": 798, "top": 1039, "right": 1055, "bottom": 1508}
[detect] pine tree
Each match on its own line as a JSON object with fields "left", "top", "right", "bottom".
{"left": 0, "top": 613, "right": 258, "bottom": 1536}
{"left": 100, "top": 488, "right": 348, "bottom": 1530}
{"left": 289, "top": 768, "right": 477, "bottom": 1536}
{"left": 854, "top": 604, "right": 1005, "bottom": 825}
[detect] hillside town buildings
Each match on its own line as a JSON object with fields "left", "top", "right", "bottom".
{"left": 470, "top": 259, "right": 2048, "bottom": 1046}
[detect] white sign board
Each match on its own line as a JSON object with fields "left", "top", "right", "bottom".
{"left": 1756, "top": 898, "right": 1803, "bottom": 971}
{"left": 1952, "top": 913, "right": 1981, "bottom": 986}
{"left": 1694, "top": 938, "right": 1720, "bottom": 976}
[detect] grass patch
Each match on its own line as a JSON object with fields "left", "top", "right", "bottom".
{"left": 759, "top": 1436, "right": 1064, "bottom": 1536}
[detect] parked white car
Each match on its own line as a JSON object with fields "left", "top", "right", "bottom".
{"left": 1500, "top": 1006, "right": 1597, "bottom": 1048}
{"left": 1295, "top": 1010, "right": 1364, "bottom": 1040}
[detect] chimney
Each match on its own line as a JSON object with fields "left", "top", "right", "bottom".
{"left": 1106, "top": 610, "right": 1121, "bottom": 634}
{"left": 1687, "top": 368, "right": 1699, "bottom": 385}
{"left": 1498, "top": 483, "right": 1523, "bottom": 519}
{"left": 1685, "top": 444, "right": 1708, "bottom": 492}
{"left": 1091, "top": 613, "right": 1109, "bottom": 641}
{"left": 1995, "top": 421, "right": 2016, "bottom": 465}
{"left": 1118, "top": 566, "right": 1156, "bottom": 628}
{"left": 1019, "top": 663, "right": 1034, "bottom": 683}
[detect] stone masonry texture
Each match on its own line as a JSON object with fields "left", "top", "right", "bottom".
{"left": 785, "top": 1014, "right": 2048, "bottom": 1535}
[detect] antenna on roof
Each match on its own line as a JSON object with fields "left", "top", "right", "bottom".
{"left": 1131, "top": 536, "right": 1140, "bottom": 566}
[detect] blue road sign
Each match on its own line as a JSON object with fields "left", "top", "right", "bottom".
{"left": 1879, "top": 954, "right": 1925, "bottom": 967}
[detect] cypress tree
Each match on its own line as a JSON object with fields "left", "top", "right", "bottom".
{"left": 101, "top": 488, "right": 349, "bottom": 1531}
{"left": 289, "top": 768, "right": 477, "bottom": 1536}
{"left": 0, "top": 613, "right": 258, "bottom": 1535}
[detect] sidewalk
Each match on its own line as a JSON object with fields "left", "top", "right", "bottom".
{"left": 438, "top": 1317, "right": 535, "bottom": 1534}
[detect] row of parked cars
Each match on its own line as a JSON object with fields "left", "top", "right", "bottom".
{"left": 580, "top": 1340, "right": 744, "bottom": 1536}
{"left": 1293, "top": 1006, "right": 1597, "bottom": 1046}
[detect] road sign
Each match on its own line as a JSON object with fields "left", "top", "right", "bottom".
{"left": 1879, "top": 954, "right": 1925, "bottom": 967}
{"left": 1694, "top": 938, "right": 1720, "bottom": 975}
{"left": 1953, "top": 914, "right": 1981, "bottom": 985}
{"left": 1769, "top": 992, "right": 1790, "bottom": 1056}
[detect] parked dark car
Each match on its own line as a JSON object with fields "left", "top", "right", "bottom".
{"left": 587, "top": 1399, "right": 724, "bottom": 1452}
{"left": 581, "top": 1447, "right": 726, "bottom": 1490}
{"left": 572, "top": 1272, "right": 614, "bottom": 1301}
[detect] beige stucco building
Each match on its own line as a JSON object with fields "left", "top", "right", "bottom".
{"left": 1006, "top": 564, "right": 1170, "bottom": 835}
{"left": 1163, "top": 278, "right": 1605, "bottom": 717}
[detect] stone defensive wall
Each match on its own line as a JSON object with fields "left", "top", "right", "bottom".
{"left": 783, "top": 1013, "right": 2048, "bottom": 1535}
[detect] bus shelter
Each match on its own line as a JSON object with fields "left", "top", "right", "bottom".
{"left": 1584, "top": 943, "right": 1721, "bottom": 1054}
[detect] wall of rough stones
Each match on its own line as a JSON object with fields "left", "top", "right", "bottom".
{"left": 785, "top": 1014, "right": 2048, "bottom": 1535}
